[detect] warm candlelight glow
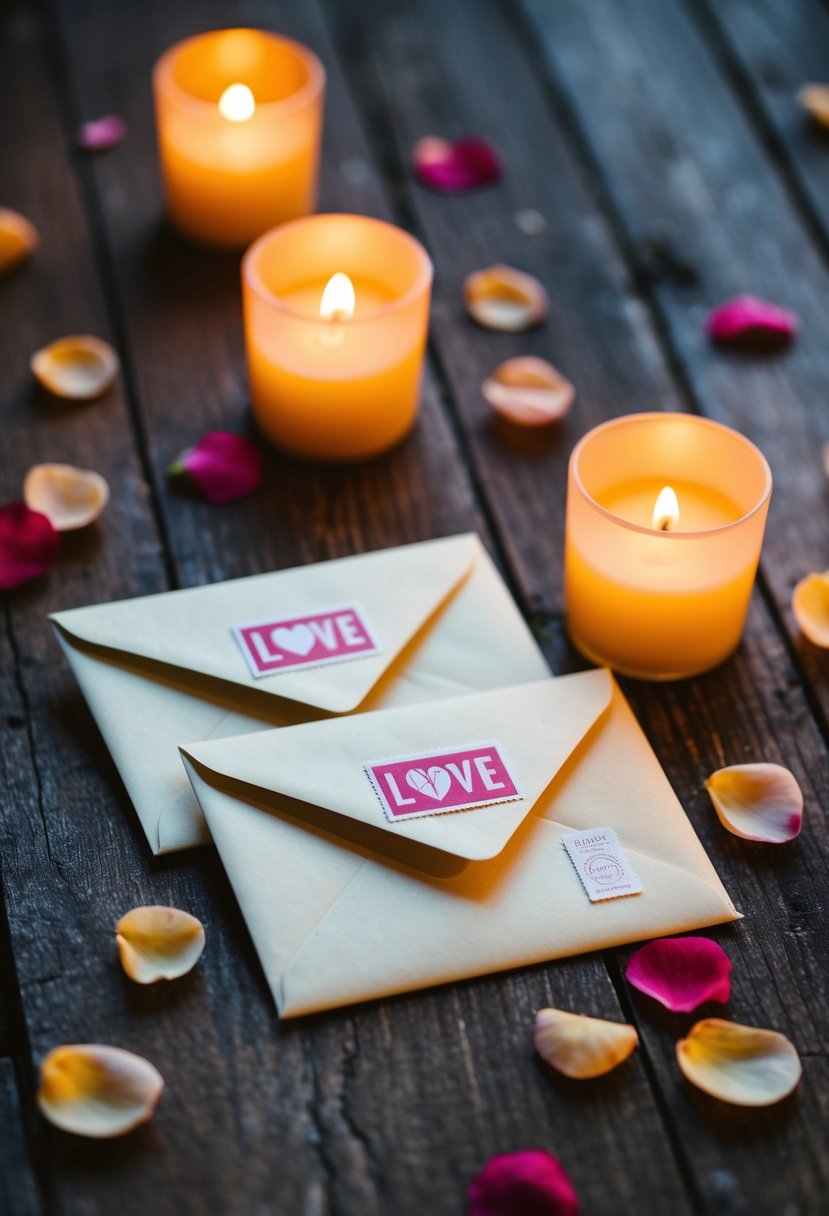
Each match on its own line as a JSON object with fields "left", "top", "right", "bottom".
{"left": 652, "top": 485, "right": 680, "bottom": 532}
{"left": 320, "top": 272, "right": 356, "bottom": 322}
{"left": 218, "top": 83, "right": 256, "bottom": 122}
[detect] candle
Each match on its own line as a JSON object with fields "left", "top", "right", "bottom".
{"left": 565, "top": 413, "right": 772, "bottom": 680}
{"left": 152, "top": 28, "right": 324, "bottom": 248}
{"left": 241, "top": 214, "right": 433, "bottom": 462}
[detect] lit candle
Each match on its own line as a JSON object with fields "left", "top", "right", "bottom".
{"left": 241, "top": 214, "right": 433, "bottom": 461}
{"left": 564, "top": 413, "right": 772, "bottom": 680}
{"left": 152, "top": 28, "right": 325, "bottom": 248}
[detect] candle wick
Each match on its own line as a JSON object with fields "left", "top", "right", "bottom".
{"left": 659, "top": 519, "right": 671, "bottom": 532}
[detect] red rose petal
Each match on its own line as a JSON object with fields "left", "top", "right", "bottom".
{"left": 706, "top": 295, "right": 798, "bottom": 350}
{"left": 0, "top": 503, "right": 59, "bottom": 590}
{"left": 626, "top": 937, "right": 732, "bottom": 1013}
{"left": 412, "top": 136, "right": 501, "bottom": 193}
{"left": 77, "top": 115, "right": 127, "bottom": 152}
{"left": 168, "top": 431, "right": 262, "bottom": 505}
{"left": 468, "top": 1150, "right": 579, "bottom": 1216}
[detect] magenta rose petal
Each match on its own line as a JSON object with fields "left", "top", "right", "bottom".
{"left": 77, "top": 115, "right": 127, "bottom": 152}
{"left": 467, "top": 1150, "right": 579, "bottom": 1216}
{"left": 167, "top": 431, "right": 262, "bottom": 505}
{"left": 705, "top": 295, "right": 798, "bottom": 350}
{"left": 0, "top": 503, "right": 60, "bottom": 590}
{"left": 412, "top": 136, "right": 501, "bottom": 193}
{"left": 626, "top": 937, "right": 732, "bottom": 1013}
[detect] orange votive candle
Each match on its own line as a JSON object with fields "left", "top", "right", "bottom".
{"left": 565, "top": 413, "right": 772, "bottom": 680}
{"left": 241, "top": 214, "right": 433, "bottom": 462}
{"left": 152, "top": 29, "right": 324, "bottom": 248}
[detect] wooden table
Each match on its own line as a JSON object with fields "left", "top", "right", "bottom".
{"left": 2, "top": 0, "right": 827, "bottom": 1212}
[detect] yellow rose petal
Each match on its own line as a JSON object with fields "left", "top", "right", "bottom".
{"left": 482, "top": 356, "right": 575, "bottom": 427}
{"left": 464, "top": 264, "right": 549, "bottom": 332}
{"left": 677, "top": 1019, "right": 801, "bottom": 1107}
{"left": 31, "top": 335, "right": 118, "bottom": 401}
{"left": 0, "top": 207, "right": 38, "bottom": 277}
{"left": 116, "top": 905, "right": 205, "bottom": 984}
{"left": 798, "top": 84, "right": 829, "bottom": 129}
{"left": 534, "top": 1008, "right": 638, "bottom": 1079}
{"left": 705, "top": 763, "right": 803, "bottom": 844}
{"left": 24, "top": 463, "right": 109, "bottom": 532}
{"left": 792, "top": 570, "right": 829, "bottom": 647}
{"left": 38, "top": 1044, "right": 164, "bottom": 1138}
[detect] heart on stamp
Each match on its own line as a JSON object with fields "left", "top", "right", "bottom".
{"left": 271, "top": 623, "right": 316, "bottom": 657}
{"left": 406, "top": 766, "right": 452, "bottom": 801}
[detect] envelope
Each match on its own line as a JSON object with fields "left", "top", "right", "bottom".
{"left": 180, "top": 671, "right": 739, "bottom": 1018}
{"left": 50, "top": 534, "right": 549, "bottom": 854}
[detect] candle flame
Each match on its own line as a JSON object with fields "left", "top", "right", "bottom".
{"left": 320, "top": 272, "right": 356, "bottom": 322}
{"left": 218, "top": 83, "right": 255, "bottom": 122}
{"left": 652, "top": 485, "right": 680, "bottom": 532}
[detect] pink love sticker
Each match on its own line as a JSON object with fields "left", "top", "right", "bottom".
{"left": 233, "top": 604, "right": 381, "bottom": 677}
{"left": 366, "top": 744, "right": 521, "bottom": 821}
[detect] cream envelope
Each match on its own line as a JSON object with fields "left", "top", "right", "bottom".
{"left": 50, "top": 534, "right": 549, "bottom": 854}
{"left": 180, "top": 671, "right": 739, "bottom": 1018}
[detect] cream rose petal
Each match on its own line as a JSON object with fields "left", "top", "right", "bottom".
{"left": 464, "top": 264, "right": 549, "bottom": 332}
{"left": 705, "top": 763, "right": 803, "bottom": 844}
{"left": 482, "top": 356, "right": 575, "bottom": 427}
{"left": 31, "top": 335, "right": 119, "bottom": 400}
{"left": 676, "top": 1019, "right": 801, "bottom": 1107}
{"left": 792, "top": 570, "right": 829, "bottom": 648}
{"left": 38, "top": 1044, "right": 164, "bottom": 1137}
{"left": 798, "top": 84, "right": 829, "bottom": 129}
{"left": 534, "top": 1008, "right": 638, "bottom": 1079}
{"left": 0, "top": 208, "right": 38, "bottom": 276}
{"left": 116, "top": 905, "right": 205, "bottom": 984}
{"left": 23, "top": 464, "right": 109, "bottom": 532}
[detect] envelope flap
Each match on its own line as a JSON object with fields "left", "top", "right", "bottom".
{"left": 181, "top": 671, "right": 614, "bottom": 862}
{"left": 50, "top": 535, "right": 480, "bottom": 713}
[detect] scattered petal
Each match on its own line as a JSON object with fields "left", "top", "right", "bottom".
{"left": 534, "top": 1008, "right": 638, "bottom": 1079}
{"left": 412, "top": 136, "right": 501, "bottom": 193}
{"left": 116, "top": 905, "right": 206, "bottom": 984}
{"left": 77, "top": 115, "right": 127, "bottom": 152}
{"left": 705, "top": 763, "right": 803, "bottom": 844}
{"left": 38, "top": 1044, "right": 164, "bottom": 1138}
{"left": 792, "top": 570, "right": 829, "bottom": 648}
{"left": 626, "top": 937, "right": 731, "bottom": 1013}
{"left": 798, "top": 85, "right": 829, "bottom": 130}
{"left": 706, "top": 295, "right": 798, "bottom": 350}
{"left": 468, "top": 1150, "right": 579, "bottom": 1216}
{"left": 482, "top": 356, "right": 574, "bottom": 427}
{"left": 168, "top": 431, "right": 262, "bottom": 504}
{"left": 31, "top": 335, "right": 119, "bottom": 401}
{"left": 677, "top": 1019, "right": 801, "bottom": 1107}
{"left": 23, "top": 464, "right": 109, "bottom": 532}
{"left": 464, "top": 265, "right": 549, "bottom": 332}
{"left": 0, "top": 503, "right": 59, "bottom": 590}
{"left": 0, "top": 207, "right": 38, "bottom": 277}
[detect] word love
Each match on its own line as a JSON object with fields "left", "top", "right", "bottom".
{"left": 234, "top": 604, "right": 380, "bottom": 677}
{"left": 366, "top": 744, "right": 521, "bottom": 822}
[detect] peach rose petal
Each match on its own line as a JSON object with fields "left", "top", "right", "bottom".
{"left": 534, "top": 1008, "right": 638, "bottom": 1079}
{"left": 38, "top": 1044, "right": 164, "bottom": 1137}
{"left": 626, "top": 937, "right": 731, "bottom": 1012}
{"left": 116, "top": 905, "right": 205, "bottom": 984}
{"left": 677, "top": 1019, "right": 801, "bottom": 1107}
{"left": 0, "top": 208, "right": 38, "bottom": 277}
{"left": 464, "top": 265, "right": 549, "bottom": 332}
{"left": 482, "top": 356, "right": 574, "bottom": 427}
{"left": 798, "top": 85, "right": 829, "bottom": 130}
{"left": 792, "top": 570, "right": 829, "bottom": 648}
{"left": 705, "top": 763, "right": 803, "bottom": 844}
{"left": 31, "top": 335, "right": 119, "bottom": 401}
{"left": 468, "top": 1150, "right": 579, "bottom": 1216}
{"left": 23, "top": 464, "right": 109, "bottom": 532}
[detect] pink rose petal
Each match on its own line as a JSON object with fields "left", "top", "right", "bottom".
{"left": 0, "top": 503, "right": 60, "bottom": 590}
{"left": 706, "top": 295, "right": 798, "bottom": 350}
{"left": 468, "top": 1150, "right": 579, "bottom": 1216}
{"left": 626, "top": 937, "right": 731, "bottom": 1013}
{"left": 77, "top": 115, "right": 127, "bottom": 152}
{"left": 168, "top": 431, "right": 262, "bottom": 505}
{"left": 412, "top": 136, "right": 501, "bottom": 193}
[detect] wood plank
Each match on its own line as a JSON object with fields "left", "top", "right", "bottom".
{"left": 0, "top": 1059, "right": 41, "bottom": 1216}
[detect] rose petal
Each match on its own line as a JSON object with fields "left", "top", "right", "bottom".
{"left": 31, "top": 335, "right": 119, "bottom": 400}
{"left": 168, "top": 431, "right": 262, "bottom": 504}
{"left": 706, "top": 295, "right": 798, "bottom": 349}
{"left": 464, "top": 265, "right": 549, "bottom": 332}
{"left": 23, "top": 464, "right": 109, "bottom": 532}
{"left": 626, "top": 937, "right": 731, "bottom": 1013}
{"left": 482, "top": 356, "right": 574, "bottom": 426}
{"left": 468, "top": 1150, "right": 579, "bottom": 1216}
{"left": 676, "top": 1019, "right": 801, "bottom": 1107}
{"left": 534, "top": 1008, "right": 638, "bottom": 1079}
{"left": 705, "top": 763, "right": 803, "bottom": 844}
{"left": 0, "top": 503, "right": 59, "bottom": 590}
{"left": 77, "top": 115, "right": 127, "bottom": 152}
{"left": 116, "top": 905, "right": 205, "bottom": 984}
{"left": 38, "top": 1044, "right": 164, "bottom": 1138}
{"left": 412, "top": 136, "right": 501, "bottom": 192}
{"left": 792, "top": 570, "right": 829, "bottom": 648}
{"left": 0, "top": 207, "right": 38, "bottom": 277}
{"left": 798, "top": 84, "right": 829, "bottom": 130}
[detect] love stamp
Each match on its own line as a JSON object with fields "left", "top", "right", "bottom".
{"left": 365, "top": 743, "right": 521, "bottom": 822}
{"left": 561, "top": 827, "right": 642, "bottom": 902}
{"left": 233, "top": 604, "right": 381, "bottom": 677}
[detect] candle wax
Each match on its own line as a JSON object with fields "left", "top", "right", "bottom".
{"left": 597, "top": 478, "right": 741, "bottom": 531}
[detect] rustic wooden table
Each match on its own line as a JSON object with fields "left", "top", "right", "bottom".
{"left": 2, "top": 0, "right": 828, "bottom": 1212}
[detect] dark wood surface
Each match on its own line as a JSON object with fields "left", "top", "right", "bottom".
{"left": 1, "top": 0, "right": 827, "bottom": 1212}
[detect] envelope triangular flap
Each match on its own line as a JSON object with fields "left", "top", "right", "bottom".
{"left": 50, "top": 534, "right": 480, "bottom": 714}
{"left": 181, "top": 670, "right": 614, "bottom": 862}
